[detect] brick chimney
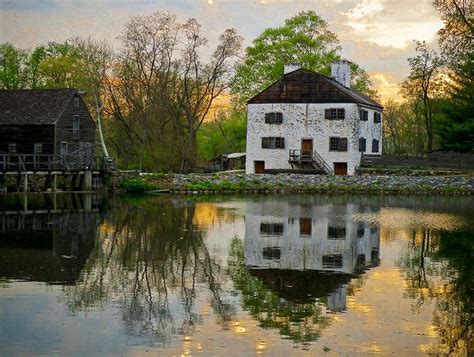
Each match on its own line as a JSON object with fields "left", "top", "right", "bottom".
{"left": 284, "top": 63, "right": 301, "bottom": 75}
{"left": 331, "top": 60, "right": 351, "bottom": 88}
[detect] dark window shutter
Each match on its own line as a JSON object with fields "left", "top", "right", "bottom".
{"left": 338, "top": 109, "right": 345, "bottom": 120}
{"left": 280, "top": 137, "right": 285, "bottom": 148}
{"left": 339, "top": 138, "right": 348, "bottom": 151}
{"left": 359, "top": 138, "right": 366, "bottom": 152}
{"left": 372, "top": 139, "right": 379, "bottom": 152}
{"left": 374, "top": 112, "right": 381, "bottom": 123}
{"left": 262, "top": 137, "right": 268, "bottom": 148}
{"left": 325, "top": 109, "right": 331, "bottom": 119}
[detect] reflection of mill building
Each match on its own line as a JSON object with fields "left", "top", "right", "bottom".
{"left": 244, "top": 197, "right": 380, "bottom": 311}
{"left": 0, "top": 194, "right": 103, "bottom": 284}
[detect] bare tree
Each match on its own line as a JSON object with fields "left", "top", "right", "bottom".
{"left": 71, "top": 36, "right": 113, "bottom": 158}
{"left": 167, "top": 20, "right": 242, "bottom": 171}
{"left": 107, "top": 12, "right": 242, "bottom": 172}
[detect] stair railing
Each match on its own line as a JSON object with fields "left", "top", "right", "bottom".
{"left": 313, "top": 150, "right": 333, "bottom": 174}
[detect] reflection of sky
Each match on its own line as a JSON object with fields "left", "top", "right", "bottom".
{"left": 0, "top": 283, "right": 128, "bottom": 355}
{"left": 0, "top": 195, "right": 472, "bottom": 355}
{"left": 0, "top": 0, "right": 443, "bottom": 99}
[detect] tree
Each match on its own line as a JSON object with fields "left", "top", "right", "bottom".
{"left": 436, "top": 51, "right": 474, "bottom": 152}
{"left": 382, "top": 100, "right": 427, "bottom": 155}
{"left": 401, "top": 41, "right": 446, "bottom": 152}
{"left": 0, "top": 42, "right": 29, "bottom": 89}
{"left": 108, "top": 12, "right": 242, "bottom": 172}
{"left": 197, "top": 109, "right": 247, "bottom": 163}
{"left": 231, "top": 11, "right": 375, "bottom": 105}
{"left": 70, "top": 36, "right": 113, "bottom": 157}
{"left": 433, "top": 0, "right": 474, "bottom": 64}
{"left": 36, "top": 41, "right": 82, "bottom": 88}
{"left": 168, "top": 20, "right": 242, "bottom": 171}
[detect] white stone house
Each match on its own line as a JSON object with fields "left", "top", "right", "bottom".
{"left": 245, "top": 61, "right": 383, "bottom": 175}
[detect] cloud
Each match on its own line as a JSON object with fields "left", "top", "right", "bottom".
{"left": 0, "top": 0, "right": 444, "bottom": 100}
{"left": 340, "top": 0, "right": 443, "bottom": 48}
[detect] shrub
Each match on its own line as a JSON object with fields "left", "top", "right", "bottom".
{"left": 122, "top": 178, "right": 150, "bottom": 193}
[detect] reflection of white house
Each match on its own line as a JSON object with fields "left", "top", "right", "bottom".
{"left": 244, "top": 197, "right": 380, "bottom": 311}
{"left": 245, "top": 61, "right": 383, "bottom": 175}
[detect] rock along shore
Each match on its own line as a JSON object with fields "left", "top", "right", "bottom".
{"left": 131, "top": 172, "right": 474, "bottom": 195}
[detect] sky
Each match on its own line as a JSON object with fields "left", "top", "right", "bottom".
{"left": 0, "top": 0, "right": 444, "bottom": 100}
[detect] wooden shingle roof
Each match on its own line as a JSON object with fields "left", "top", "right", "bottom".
{"left": 0, "top": 88, "right": 79, "bottom": 125}
{"left": 247, "top": 68, "right": 382, "bottom": 109}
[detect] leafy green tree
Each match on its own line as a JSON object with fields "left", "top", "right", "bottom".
{"left": 401, "top": 41, "right": 446, "bottom": 152}
{"left": 436, "top": 51, "right": 474, "bottom": 152}
{"left": 197, "top": 109, "right": 247, "bottom": 163}
{"left": 36, "top": 41, "right": 82, "bottom": 88}
{"left": 433, "top": 0, "right": 473, "bottom": 65}
{"left": 231, "top": 11, "right": 375, "bottom": 104}
{"left": 0, "top": 42, "right": 29, "bottom": 89}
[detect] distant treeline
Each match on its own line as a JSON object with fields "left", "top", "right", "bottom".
{"left": 1, "top": 3, "right": 472, "bottom": 172}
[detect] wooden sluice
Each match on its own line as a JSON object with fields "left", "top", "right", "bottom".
{"left": 0, "top": 154, "right": 114, "bottom": 193}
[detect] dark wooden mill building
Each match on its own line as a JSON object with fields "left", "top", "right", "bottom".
{"left": 0, "top": 89, "right": 105, "bottom": 192}
{"left": 0, "top": 88, "right": 95, "bottom": 157}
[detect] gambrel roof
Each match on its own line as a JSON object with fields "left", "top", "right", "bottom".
{"left": 247, "top": 68, "right": 383, "bottom": 109}
{"left": 0, "top": 88, "right": 79, "bottom": 125}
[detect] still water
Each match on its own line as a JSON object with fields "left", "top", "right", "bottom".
{"left": 0, "top": 193, "right": 472, "bottom": 356}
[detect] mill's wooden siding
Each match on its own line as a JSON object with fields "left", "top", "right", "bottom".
{"left": 0, "top": 125, "right": 55, "bottom": 154}
{"left": 55, "top": 95, "right": 96, "bottom": 156}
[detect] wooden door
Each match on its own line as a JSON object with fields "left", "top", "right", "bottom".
{"left": 254, "top": 161, "right": 265, "bottom": 174}
{"left": 334, "top": 162, "right": 348, "bottom": 175}
{"left": 301, "top": 139, "right": 313, "bottom": 160}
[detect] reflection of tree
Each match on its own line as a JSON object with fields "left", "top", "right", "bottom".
{"left": 227, "top": 238, "right": 333, "bottom": 345}
{"left": 398, "top": 228, "right": 473, "bottom": 355}
{"left": 62, "top": 196, "right": 232, "bottom": 346}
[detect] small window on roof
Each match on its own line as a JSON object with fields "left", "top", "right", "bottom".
{"left": 74, "top": 97, "right": 79, "bottom": 107}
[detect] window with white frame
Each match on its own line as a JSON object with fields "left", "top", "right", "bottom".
{"left": 34, "top": 143, "right": 42, "bottom": 154}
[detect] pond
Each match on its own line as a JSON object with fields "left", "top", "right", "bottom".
{"left": 0, "top": 193, "right": 472, "bottom": 355}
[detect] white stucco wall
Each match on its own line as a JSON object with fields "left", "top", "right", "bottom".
{"left": 245, "top": 103, "right": 382, "bottom": 175}
{"left": 358, "top": 106, "right": 383, "bottom": 157}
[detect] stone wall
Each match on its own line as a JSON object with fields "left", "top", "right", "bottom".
{"left": 246, "top": 103, "right": 382, "bottom": 175}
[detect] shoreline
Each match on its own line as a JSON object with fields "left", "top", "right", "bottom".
{"left": 121, "top": 173, "right": 474, "bottom": 196}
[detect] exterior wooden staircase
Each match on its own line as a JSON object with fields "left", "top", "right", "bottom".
{"left": 288, "top": 149, "right": 333, "bottom": 174}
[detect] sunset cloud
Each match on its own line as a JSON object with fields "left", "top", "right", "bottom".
{"left": 0, "top": 0, "right": 443, "bottom": 100}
